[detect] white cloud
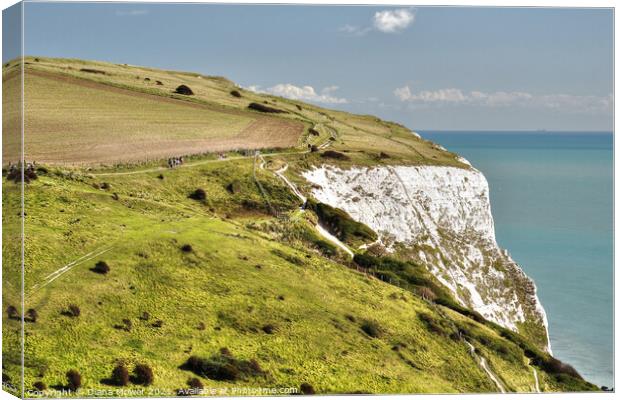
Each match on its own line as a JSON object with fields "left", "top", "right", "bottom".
{"left": 247, "top": 84, "right": 348, "bottom": 104}
{"left": 339, "top": 24, "right": 372, "bottom": 36}
{"left": 394, "top": 85, "right": 612, "bottom": 113}
{"left": 373, "top": 8, "right": 415, "bottom": 33}
{"left": 340, "top": 8, "right": 415, "bottom": 36}
{"left": 116, "top": 10, "right": 149, "bottom": 16}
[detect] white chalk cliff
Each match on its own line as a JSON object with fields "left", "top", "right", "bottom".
{"left": 302, "top": 163, "right": 551, "bottom": 351}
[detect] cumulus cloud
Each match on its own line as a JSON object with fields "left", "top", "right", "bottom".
{"left": 340, "top": 8, "right": 414, "bottom": 36}
{"left": 248, "top": 84, "right": 348, "bottom": 104}
{"left": 373, "top": 9, "right": 415, "bottom": 33}
{"left": 394, "top": 85, "right": 612, "bottom": 113}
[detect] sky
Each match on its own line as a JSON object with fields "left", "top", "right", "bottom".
{"left": 5, "top": 3, "right": 614, "bottom": 131}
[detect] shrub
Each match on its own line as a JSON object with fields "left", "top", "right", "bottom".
{"left": 188, "top": 188, "right": 207, "bottom": 201}
{"left": 33, "top": 381, "right": 47, "bottom": 391}
{"left": 248, "top": 102, "right": 286, "bottom": 114}
{"left": 360, "top": 320, "right": 382, "bottom": 338}
{"left": 64, "top": 304, "right": 81, "bottom": 318}
{"left": 25, "top": 308, "right": 38, "bottom": 323}
{"left": 418, "top": 313, "right": 448, "bottom": 336}
{"left": 300, "top": 383, "right": 315, "bottom": 395}
{"left": 7, "top": 167, "right": 38, "bottom": 183}
{"left": 307, "top": 201, "right": 377, "bottom": 245}
{"left": 271, "top": 249, "right": 305, "bottom": 266}
{"left": 111, "top": 364, "right": 129, "bottom": 386}
{"left": 139, "top": 312, "right": 150, "bottom": 321}
{"left": 321, "top": 150, "right": 350, "bottom": 161}
{"left": 152, "top": 320, "right": 164, "bottom": 328}
{"left": 80, "top": 68, "right": 105, "bottom": 75}
{"left": 296, "top": 105, "right": 302, "bottom": 111}
{"left": 345, "top": 314, "right": 356, "bottom": 323}
{"left": 6, "top": 305, "right": 18, "bottom": 319}
{"left": 156, "top": 80, "right": 163, "bottom": 85}
{"left": 175, "top": 85, "right": 194, "bottom": 95}
{"left": 114, "top": 319, "right": 132, "bottom": 332}
{"left": 226, "top": 180, "right": 242, "bottom": 194}
{"left": 66, "top": 369, "right": 82, "bottom": 391}
{"left": 197, "top": 322, "right": 206, "bottom": 331}
{"left": 416, "top": 286, "right": 437, "bottom": 302}
{"left": 230, "top": 90, "right": 242, "bottom": 98}
{"left": 181, "top": 244, "right": 193, "bottom": 253}
{"left": 132, "top": 364, "right": 154, "bottom": 386}
{"left": 261, "top": 324, "right": 276, "bottom": 334}
{"left": 308, "top": 128, "right": 320, "bottom": 136}
{"left": 91, "top": 261, "right": 110, "bottom": 274}
{"left": 187, "top": 377, "right": 203, "bottom": 389}
{"left": 100, "top": 182, "right": 110, "bottom": 190}
{"left": 540, "top": 357, "right": 582, "bottom": 379}
{"left": 157, "top": 174, "right": 164, "bottom": 180}
{"left": 182, "top": 349, "right": 264, "bottom": 382}
{"left": 310, "top": 145, "right": 318, "bottom": 152}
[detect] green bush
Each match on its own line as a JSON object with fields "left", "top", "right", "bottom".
{"left": 132, "top": 364, "right": 154, "bottom": 386}
{"left": 360, "top": 320, "right": 382, "bottom": 338}
{"left": 300, "top": 383, "right": 315, "bottom": 394}
{"left": 91, "top": 261, "right": 110, "bottom": 274}
{"left": 189, "top": 188, "right": 207, "bottom": 201}
{"left": 307, "top": 200, "right": 377, "bottom": 245}
{"left": 66, "top": 369, "right": 82, "bottom": 391}
{"left": 182, "top": 349, "right": 264, "bottom": 382}
{"left": 111, "top": 364, "right": 129, "bottom": 386}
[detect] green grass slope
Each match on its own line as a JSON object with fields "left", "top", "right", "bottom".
{"left": 2, "top": 57, "right": 599, "bottom": 395}
{"left": 1, "top": 159, "right": 595, "bottom": 396}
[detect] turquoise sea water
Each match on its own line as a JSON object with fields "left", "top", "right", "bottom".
{"left": 421, "top": 131, "right": 613, "bottom": 389}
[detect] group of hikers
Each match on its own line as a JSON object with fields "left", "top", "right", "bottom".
{"left": 167, "top": 156, "right": 184, "bottom": 168}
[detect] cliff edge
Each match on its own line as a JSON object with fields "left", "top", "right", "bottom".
{"left": 302, "top": 162, "right": 551, "bottom": 351}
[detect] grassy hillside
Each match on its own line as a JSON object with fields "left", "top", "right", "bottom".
{"left": 3, "top": 57, "right": 463, "bottom": 168}
{"left": 2, "top": 57, "right": 598, "bottom": 395}
{"left": 3, "top": 162, "right": 595, "bottom": 396}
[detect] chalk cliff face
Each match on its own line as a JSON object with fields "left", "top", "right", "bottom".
{"left": 302, "top": 163, "right": 551, "bottom": 351}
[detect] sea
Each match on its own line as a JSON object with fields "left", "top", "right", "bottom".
{"left": 420, "top": 131, "right": 613, "bottom": 389}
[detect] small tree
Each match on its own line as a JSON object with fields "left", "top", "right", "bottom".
{"left": 360, "top": 320, "right": 382, "bottom": 338}
{"left": 122, "top": 319, "right": 132, "bottom": 332}
{"left": 188, "top": 188, "right": 206, "bottom": 201}
{"left": 67, "top": 304, "right": 81, "bottom": 317}
{"left": 300, "top": 383, "right": 315, "bottom": 395}
{"left": 25, "top": 308, "right": 38, "bottom": 323}
{"left": 187, "top": 377, "right": 203, "bottom": 390}
{"left": 66, "top": 369, "right": 82, "bottom": 391}
{"left": 6, "top": 305, "right": 18, "bottom": 320}
{"left": 111, "top": 364, "right": 129, "bottom": 386}
{"left": 417, "top": 286, "right": 437, "bottom": 302}
{"left": 132, "top": 364, "right": 154, "bottom": 386}
{"left": 174, "top": 85, "right": 194, "bottom": 95}
{"left": 91, "top": 261, "right": 110, "bottom": 275}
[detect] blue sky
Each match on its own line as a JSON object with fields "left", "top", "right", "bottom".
{"left": 11, "top": 3, "right": 615, "bottom": 130}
